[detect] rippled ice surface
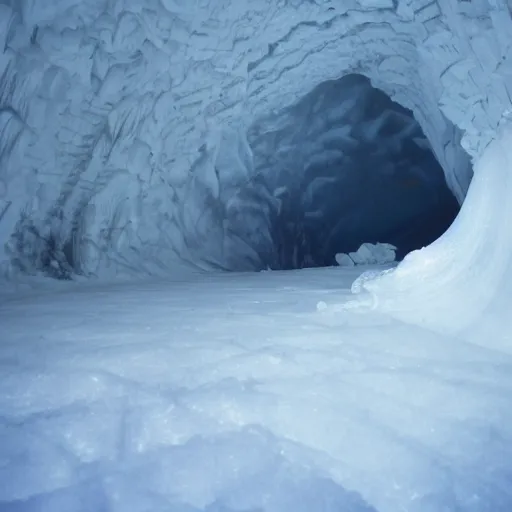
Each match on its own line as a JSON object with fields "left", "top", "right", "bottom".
{"left": 1, "top": 266, "right": 512, "bottom": 512}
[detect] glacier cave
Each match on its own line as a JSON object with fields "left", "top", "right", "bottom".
{"left": 240, "top": 74, "right": 463, "bottom": 270}
{"left": 2, "top": 1, "right": 512, "bottom": 512}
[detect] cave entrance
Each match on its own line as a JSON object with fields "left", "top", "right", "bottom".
{"left": 241, "top": 74, "right": 465, "bottom": 271}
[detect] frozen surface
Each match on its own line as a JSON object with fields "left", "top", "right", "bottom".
{"left": 2, "top": 266, "right": 512, "bottom": 512}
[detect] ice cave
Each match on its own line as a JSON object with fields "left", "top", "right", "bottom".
{"left": 244, "top": 73, "right": 463, "bottom": 270}
{"left": 1, "top": 1, "right": 512, "bottom": 511}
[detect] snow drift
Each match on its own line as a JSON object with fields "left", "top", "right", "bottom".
{"left": 355, "top": 123, "right": 512, "bottom": 335}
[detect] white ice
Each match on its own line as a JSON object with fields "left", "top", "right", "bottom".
{"left": 335, "top": 243, "right": 397, "bottom": 267}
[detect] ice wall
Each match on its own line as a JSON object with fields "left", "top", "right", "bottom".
{"left": 1, "top": 0, "right": 512, "bottom": 327}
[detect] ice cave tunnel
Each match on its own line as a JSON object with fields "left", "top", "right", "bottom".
{"left": 0, "top": 0, "right": 499, "bottom": 294}
{"left": 239, "top": 73, "right": 464, "bottom": 271}
{"left": 2, "top": 1, "right": 512, "bottom": 511}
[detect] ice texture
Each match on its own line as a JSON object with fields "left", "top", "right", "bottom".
{"left": 1, "top": 1, "right": 512, "bottom": 511}
{"left": 336, "top": 243, "right": 397, "bottom": 266}
{"left": 335, "top": 252, "right": 356, "bottom": 267}
{"left": 2, "top": 0, "right": 509, "bottom": 276}
{"left": 2, "top": 269, "right": 512, "bottom": 512}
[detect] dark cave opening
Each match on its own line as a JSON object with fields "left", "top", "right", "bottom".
{"left": 242, "top": 74, "right": 464, "bottom": 271}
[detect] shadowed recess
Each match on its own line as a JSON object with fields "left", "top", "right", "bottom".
{"left": 225, "top": 74, "right": 465, "bottom": 271}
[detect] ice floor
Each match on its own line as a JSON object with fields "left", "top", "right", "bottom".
{"left": 1, "top": 266, "right": 512, "bottom": 512}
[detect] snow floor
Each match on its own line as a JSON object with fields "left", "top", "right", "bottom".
{"left": 1, "top": 266, "right": 512, "bottom": 512}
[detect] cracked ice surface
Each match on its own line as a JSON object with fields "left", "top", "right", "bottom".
{"left": 2, "top": 267, "right": 512, "bottom": 511}
{"left": 1, "top": 0, "right": 512, "bottom": 277}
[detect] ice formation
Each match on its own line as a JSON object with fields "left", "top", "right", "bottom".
{"left": 0, "top": 0, "right": 491, "bottom": 278}
{"left": 2, "top": 0, "right": 512, "bottom": 511}
{"left": 0, "top": 0, "right": 509, "bottom": 324}
{"left": 335, "top": 243, "right": 397, "bottom": 267}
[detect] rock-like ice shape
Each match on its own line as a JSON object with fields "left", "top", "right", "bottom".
{"left": 336, "top": 243, "right": 397, "bottom": 266}
{"left": 366, "top": 243, "right": 397, "bottom": 264}
{"left": 350, "top": 244, "right": 382, "bottom": 266}
{"left": 335, "top": 252, "right": 356, "bottom": 267}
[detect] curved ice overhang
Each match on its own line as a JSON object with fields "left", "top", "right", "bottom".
{"left": 1, "top": 0, "right": 512, "bottom": 333}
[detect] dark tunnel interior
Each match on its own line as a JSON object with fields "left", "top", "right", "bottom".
{"left": 231, "top": 74, "right": 463, "bottom": 271}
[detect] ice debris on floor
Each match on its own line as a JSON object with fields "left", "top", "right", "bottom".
{"left": 335, "top": 243, "right": 397, "bottom": 267}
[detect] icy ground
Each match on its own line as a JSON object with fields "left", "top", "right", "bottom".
{"left": 1, "top": 267, "right": 512, "bottom": 512}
